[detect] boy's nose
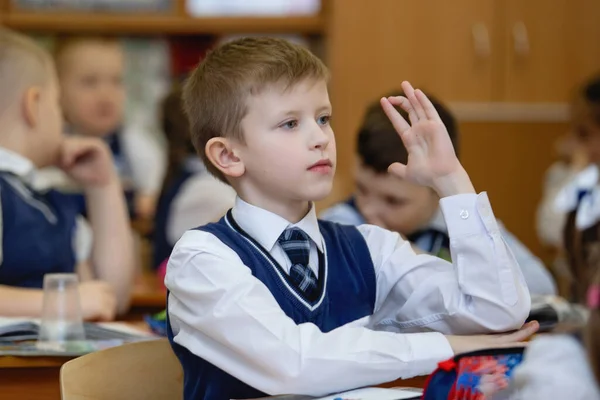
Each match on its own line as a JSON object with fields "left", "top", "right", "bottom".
{"left": 312, "top": 126, "right": 330, "bottom": 149}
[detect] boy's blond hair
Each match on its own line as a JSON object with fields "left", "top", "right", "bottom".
{"left": 182, "top": 37, "right": 329, "bottom": 183}
{"left": 53, "top": 35, "right": 121, "bottom": 77}
{"left": 0, "top": 29, "right": 53, "bottom": 116}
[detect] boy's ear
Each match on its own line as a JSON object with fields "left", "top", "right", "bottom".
{"left": 205, "top": 137, "right": 245, "bottom": 179}
{"left": 21, "top": 86, "right": 41, "bottom": 129}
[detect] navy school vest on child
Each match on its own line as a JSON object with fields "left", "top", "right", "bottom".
{"left": 0, "top": 173, "right": 79, "bottom": 288}
{"left": 167, "top": 211, "right": 377, "bottom": 400}
{"left": 153, "top": 169, "right": 196, "bottom": 269}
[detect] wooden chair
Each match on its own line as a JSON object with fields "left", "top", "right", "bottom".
{"left": 60, "top": 339, "right": 183, "bottom": 400}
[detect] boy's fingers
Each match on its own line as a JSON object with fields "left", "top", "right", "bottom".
{"left": 401, "top": 81, "right": 427, "bottom": 121}
{"left": 415, "top": 89, "right": 443, "bottom": 122}
{"left": 498, "top": 321, "right": 540, "bottom": 343}
{"left": 388, "top": 162, "right": 407, "bottom": 179}
{"left": 380, "top": 97, "right": 410, "bottom": 133}
{"left": 387, "top": 96, "right": 419, "bottom": 126}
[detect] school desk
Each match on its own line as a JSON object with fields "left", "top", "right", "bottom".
{"left": 0, "top": 322, "right": 150, "bottom": 400}
{"left": 0, "top": 352, "right": 428, "bottom": 400}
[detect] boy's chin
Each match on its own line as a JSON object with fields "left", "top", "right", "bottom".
{"left": 303, "top": 184, "right": 333, "bottom": 202}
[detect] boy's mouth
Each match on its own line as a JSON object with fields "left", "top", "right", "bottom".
{"left": 308, "top": 159, "right": 333, "bottom": 173}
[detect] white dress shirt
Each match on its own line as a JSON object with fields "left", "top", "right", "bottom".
{"left": 512, "top": 335, "right": 600, "bottom": 400}
{"left": 166, "top": 193, "right": 530, "bottom": 396}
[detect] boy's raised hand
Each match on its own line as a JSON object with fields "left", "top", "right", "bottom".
{"left": 380, "top": 81, "right": 475, "bottom": 197}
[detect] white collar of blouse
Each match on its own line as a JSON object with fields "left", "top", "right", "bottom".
{"left": 554, "top": 164, "right": 600, "bottom": 229}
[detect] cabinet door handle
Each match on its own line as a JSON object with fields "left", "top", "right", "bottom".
{"left": 512, "top": 21, "right": 530, "bottom": 56}
{"left": 472, "top": 22, "right": 491, "bottom": 58}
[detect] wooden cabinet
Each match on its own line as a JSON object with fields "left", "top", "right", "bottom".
{"left": 327, "top": 0, "right": 496, "bottom": 103}
{"left": 326, "top": 0, "right": 495, "bottom": 200}
{"left": 502, "top": 0, "right": 600, "bottom": 102}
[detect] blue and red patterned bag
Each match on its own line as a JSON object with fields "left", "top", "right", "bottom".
{"left": 422, "top": 347, "right": 525, "bottom": 400}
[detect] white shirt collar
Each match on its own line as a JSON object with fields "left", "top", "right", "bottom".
{"left": 554, "top": 164, "right": 599, "bottom": 213}
{"left": 0, "top": 147, "right": 36, "bottom": 184}
{"left": 231, "top": 196, "right": 324, "bottom": 253}
{"left": 554, "top": 164, "right": 600, "bottom": 230}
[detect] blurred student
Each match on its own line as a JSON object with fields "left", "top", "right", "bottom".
{"left": 512, "top": 266, "right": 600, "bottom": 400}
{"left": 53, "top": 36, "right": 165, "bottom": 218}
{"left": 513, "top": 75, "right": 600, "bottom": 399}
{"left": 153, "top": 87, "right": 235, "bottom": 272}
{"left": 321, "top": 91, "right": 557, "bottom": 295}
{"left": 0, "top": 29, "right": 134, "bottom": 320}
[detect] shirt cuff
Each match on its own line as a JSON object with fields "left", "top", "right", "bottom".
{"left": 402, "top": 332, "right": 454, "bottom": 377}
{"left": 439, "top": 192, "right": 499, "bottom": 237}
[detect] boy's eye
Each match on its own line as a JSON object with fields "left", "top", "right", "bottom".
{"left": 318, "top": 115, "right": 331, "bottom": 125}
{"left": 81, "top": 76, "right": 98, "bottom": 87}
{"left": 281, "top": 120, "right": 298, "bottom": 130}
{"left": 385, "top": 197, "right": 405, "bottom": 206}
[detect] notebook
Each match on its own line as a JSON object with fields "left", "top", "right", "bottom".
{"left": 0, "top": 317, "right": 150, "bottom": 342}
{"left": 0, "top": 317, "right": 154, "bottom": 356}
{"left": 243, "top": 387, "right": 423, "bottom": 400}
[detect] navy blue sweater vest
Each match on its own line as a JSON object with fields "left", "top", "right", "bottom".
{"left": 0, "top": 173, "right": 79, "bottom": 288}
{"left": 167, "top": 211, "right": 376, "bottom": 400}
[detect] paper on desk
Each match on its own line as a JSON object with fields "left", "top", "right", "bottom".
{"left": 313, "top": 387, "right": 422, "bottom": 400}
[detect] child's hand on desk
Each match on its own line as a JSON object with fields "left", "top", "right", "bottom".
{"left": 59, "top": 137, "right": 116, "bottom": 187}
{"left": 445, "top": 321, "right": 539, "bottom": 354}
{"left": 79, "top": 281, "right": 118, "bottom": 321}
{"left": 380, "top": 81, "right": 475, "bottom": 197}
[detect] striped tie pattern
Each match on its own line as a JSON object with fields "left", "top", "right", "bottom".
{"left": 278, "top": 227, "right": 317, "bottom": 296}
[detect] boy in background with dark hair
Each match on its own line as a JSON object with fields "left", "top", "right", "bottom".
{"left": 321, "top": 90, "right": 556, "bottom": 295}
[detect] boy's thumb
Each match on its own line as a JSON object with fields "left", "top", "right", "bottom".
{"left": 388, "top": 162, "right": 407, "bottom": 179}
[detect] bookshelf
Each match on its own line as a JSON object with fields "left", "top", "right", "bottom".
{"left": 1, "top": 11, "right": 325, "bottom": 35}
{"left": 0, "top": 0, "right": 326, "bottom": 36}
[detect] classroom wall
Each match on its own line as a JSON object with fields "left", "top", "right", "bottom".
{"left": 322, "top": 0, "right": 596, "bottom": 265}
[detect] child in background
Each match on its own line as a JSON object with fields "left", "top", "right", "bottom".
{"left": 512, "top": 268, "right": 600, "bottom": 400}
{"left": 321, "top": 91, "right": 557, "bottom": 295}
{"left": 512, "top": 75, "right": 600, "bottom": 399}
{"left": 536, "top": 134, "right": 589, "bottom": 249}
{"left": 0, "top": 29, "right": 134, "bottom": 320}
{"left": 53, "top": 36, "right": 165, "bottom": 218}
{"left": 153, "top": 87, "right": 235, "bottom": 272}
{"left": 166, "top": 37, "right": 537, "bottom": 400}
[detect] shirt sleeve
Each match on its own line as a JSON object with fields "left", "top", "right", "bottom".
{"left": 166, "top": 230, "right": 453, "bottom": 396}
{"left": 362, "top": 192, "right": 530, "bottom": 335}
{"left": 497, "top": 221, "right": 557, "bottom": 295}
{"left": 72, "top": 216, "right": 93, "bottom": 263}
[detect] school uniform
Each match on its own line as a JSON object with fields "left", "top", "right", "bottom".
{"left": 55, "top": 126, "right": 166, "bottom": 218}
{"left": 511, "top": 335, "right": 600, "bottom": 400}
{"left": 166, "top": 193, "right": 530, "bottom": 399}
{"left": 321, "top": 197, "right": 557, "bottom": 295}
{"left": 555, "top": 164, "right": 600, "bottom": 303}
{"left": 153, "top": 158, "right": 236, "bottom": 269}
{"left": 0, "top": 148, "right": 91, "bottom": 288}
